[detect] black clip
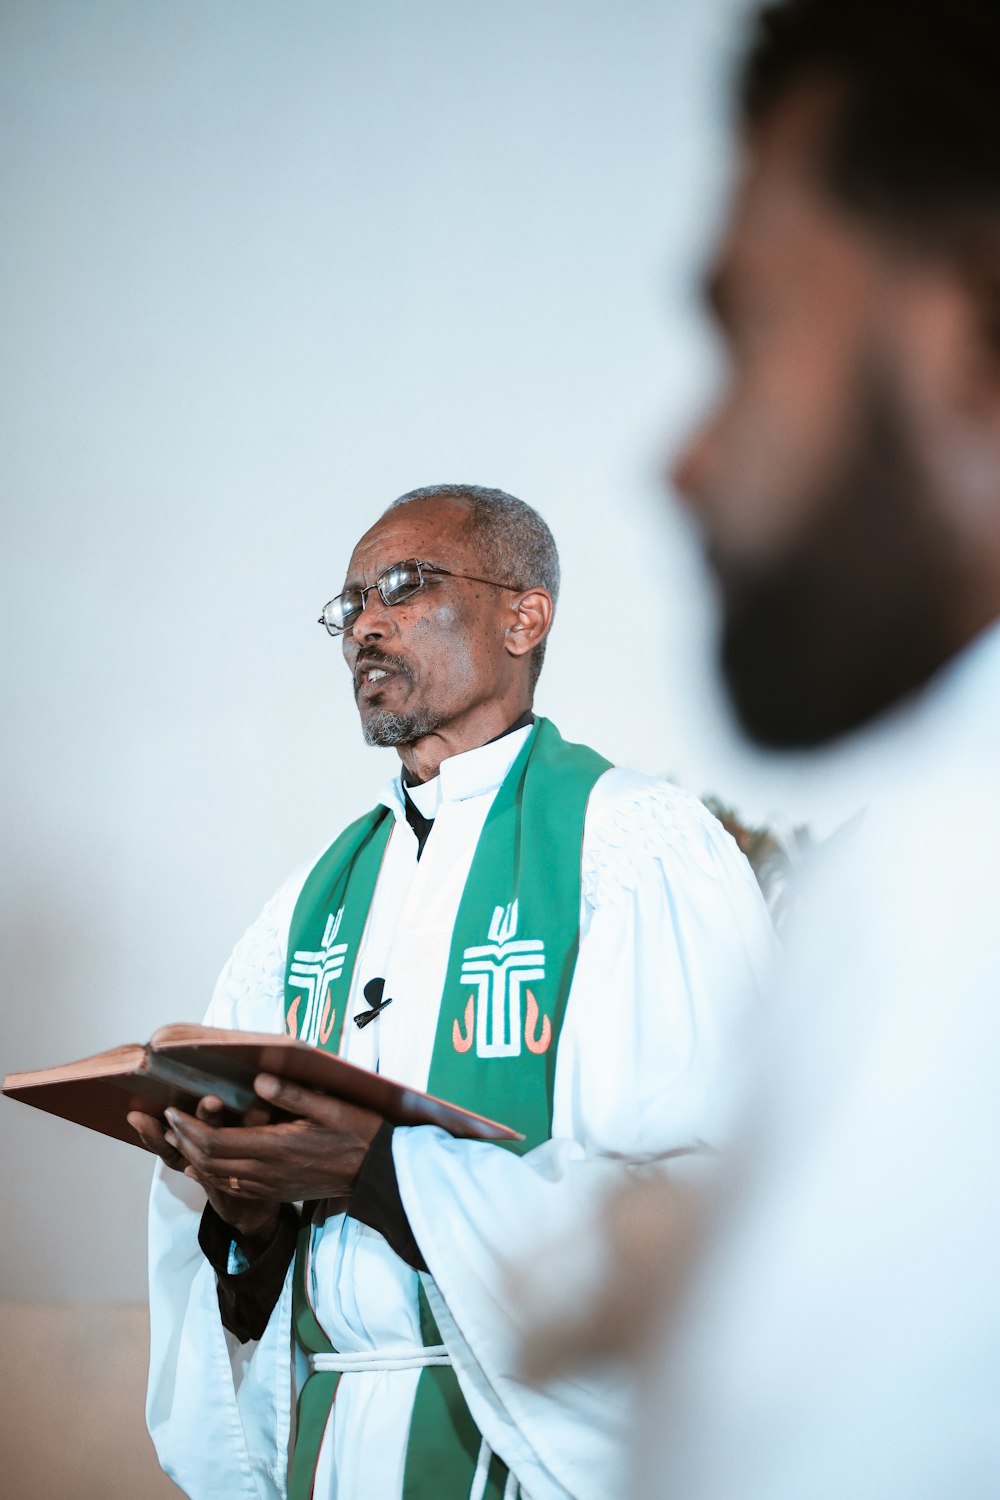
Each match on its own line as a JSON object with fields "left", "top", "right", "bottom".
{"left": 355, "top": 976, "right": 394, "bottom": 1029}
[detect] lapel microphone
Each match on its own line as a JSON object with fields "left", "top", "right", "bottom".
{"left": 355, "top": 976, "right": 394, "bottom": 1029}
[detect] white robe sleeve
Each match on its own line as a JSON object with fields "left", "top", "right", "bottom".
{"left": 146, "top": 872, "right": 307, "bottom": 1500}
{"left": 392, "top": 774, "right": 775, "bottom": 1500}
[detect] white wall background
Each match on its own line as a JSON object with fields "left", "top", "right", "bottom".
{"left": 1, "top": 0, "right": 872, "bottom": 1304}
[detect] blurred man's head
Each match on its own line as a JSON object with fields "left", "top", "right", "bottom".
{"left": 673, "top": 0, "right": 1000, "bottom": 748}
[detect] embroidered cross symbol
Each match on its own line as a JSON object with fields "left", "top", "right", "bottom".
{"left": 454, "top": 901, "right": 550, "bottom": 1057}
{"left": 286, "top": 907, "right": 348, "bottom": 1045}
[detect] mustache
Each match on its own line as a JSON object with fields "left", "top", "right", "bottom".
{"left": 352, "top": 648, "right": 413, "bottom": 697}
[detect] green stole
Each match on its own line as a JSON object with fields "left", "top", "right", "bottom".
{"left": 283, "top": 718, "right": 610, "bottom": 1500}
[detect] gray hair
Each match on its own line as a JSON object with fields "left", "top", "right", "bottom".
{"left": 383, "top": 483, "right": 560, "bottom": 687}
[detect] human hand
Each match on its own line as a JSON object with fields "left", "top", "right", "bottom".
{"left": 159, "top": 1073, "right": 382, "bottom": 1216}
{"left": 516, "top": 1172, "right": 705, "bottom": 1383}
{"left": 128, "top": 1093, "right": 282, "bottom": 1242}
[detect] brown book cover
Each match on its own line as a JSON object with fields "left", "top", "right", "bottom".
{"left": 2, "top": 1024, "right": 522, "bottom": 1148}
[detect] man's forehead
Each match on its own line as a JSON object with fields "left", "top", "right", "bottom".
{"left": 707, "top": 92, "right": 864, "bottom": 316}
{"left": 706, "top": 167, "right": 803, "bottom": 314}
{"left": 345, "top": 497, "right": 471, "bottom": 581}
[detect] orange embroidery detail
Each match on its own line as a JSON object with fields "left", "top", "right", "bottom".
{"left": 524, "top": 989, "right": 551, "bottom": 1055}
{"left": 318, "top": 986, "right": 336, "bottom": 1045}
{"left": 285, "top": 997, "right": 300, "bottom": 1038}
{"left": 452, "top": 996, "right": 475, "bottom": 1053}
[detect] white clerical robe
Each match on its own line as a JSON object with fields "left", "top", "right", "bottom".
{"left": 641, "top": 621, "right": 1000, "bottom": 1499}
{"left": 147, "top": 727, "right": 773, "bottom": 1500}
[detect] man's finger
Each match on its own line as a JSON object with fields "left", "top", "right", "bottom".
{"left": 127, "top": 1110, "right": 187, "bottom": 1170}
{"left": 128, "top": 1110, "right": 161, "bottom": 1143}
{"left": 164, "top": 1106, "right": 243, "bottom": 1148}
{"left": 253, "top": 1073, "right": 345, "bottom": 1123}
{"left": 241, "top": 1103, "right": 273, "bottom": 1129}
{"left": 181, "top": 1163, "right": 281, "bottom": 1200}
{"left": 164, "top": 1106, "right": 295, "bottom": 1167}
{"left": 194, "top": 1094, "right": 226, "bottom": 1123}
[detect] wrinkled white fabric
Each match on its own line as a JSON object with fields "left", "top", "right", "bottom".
{"left": 642, "top": 620, "right": 1000, "bottom": 1500}
{"left": 147, "top": 729, "right": 774, "bottom": 1500}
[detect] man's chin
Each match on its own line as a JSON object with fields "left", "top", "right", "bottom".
{"left": 361, "top": 706, "right": 442, "bottom": 749}
{"left": 722, "top": 647, "right": 844, "bottom": 750}
{"left": 720, "top": 590, "right": 960, "bottom": 752}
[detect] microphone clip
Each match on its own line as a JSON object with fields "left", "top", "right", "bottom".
{"left": 354, "top": 976, "right": 394, "bottom": 1029}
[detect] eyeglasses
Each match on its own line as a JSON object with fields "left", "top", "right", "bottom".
{"left": 318, "top": 557, "right": 518, "bottom": 636}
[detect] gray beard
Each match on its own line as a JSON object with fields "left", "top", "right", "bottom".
{"left": 362, "top": 706, "right": 445, "bottom": 748}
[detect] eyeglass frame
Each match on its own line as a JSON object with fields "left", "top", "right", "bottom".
{"left": 317, "top": 557, "right": 521, "bottom": 636}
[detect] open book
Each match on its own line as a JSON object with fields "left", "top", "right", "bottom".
{"left": 2, "top": 1024, "right": 522, "bottom": 1148}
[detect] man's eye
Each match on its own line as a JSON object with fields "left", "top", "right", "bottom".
{"left": 381, "top": 564, "right": 423, "bottom": 602}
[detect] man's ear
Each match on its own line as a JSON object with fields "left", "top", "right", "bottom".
{"left": 503, "top": 589, "right": 554, "bottom": 660}
{"left": 893, "top": 258, "right": 1000, "bottom": 530}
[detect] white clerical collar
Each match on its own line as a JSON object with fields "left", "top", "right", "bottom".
{"left": 379, "top": 723, "right": 534, "bottom": 821}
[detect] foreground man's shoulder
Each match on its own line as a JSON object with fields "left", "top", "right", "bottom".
{"left": 583, "top": 767, "right": 758, "bottom": 898}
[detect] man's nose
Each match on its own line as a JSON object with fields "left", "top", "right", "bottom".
{"left": 349, "top": 586, "right": 395, "bottom": 644}
{"left": 669, "top": 404, "right": 724, "bottom": 519}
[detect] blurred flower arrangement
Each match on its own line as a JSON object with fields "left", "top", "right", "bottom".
{"left": 702, "top": 795, "right": 816, "bottom": 932}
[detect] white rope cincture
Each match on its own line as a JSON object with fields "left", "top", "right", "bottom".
{"left": 469, "top": 1439, "right": 492, "bottom": 1500}
{"left": 308, "top": 1350, "right": 520, "bottom": 1498}
{"left": 468, "top": 1438, "right": 520, "bottom": 1500}
{"left": 308, "top": 1344, "right": 451, "bottom": 1374}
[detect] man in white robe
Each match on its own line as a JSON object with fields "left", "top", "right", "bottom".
{"left": 134, "top": 483, "right": 773, "bottom": 1500}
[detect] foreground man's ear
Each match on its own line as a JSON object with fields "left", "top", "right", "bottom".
{"left": 952, "top": 254, "right": 1000, "bottom": 520}
{"left": 503, "top": 588, "right": 554, "bottom": 659}
{"left": 892, "top": 255, "right": 1000, "bottom": 527}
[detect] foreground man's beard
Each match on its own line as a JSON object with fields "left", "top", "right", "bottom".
{"left": 716, "top": 368, "right": 970, "bottom": 750}
{"left": 363, "top": 706, "right": 446, "bottom": 748}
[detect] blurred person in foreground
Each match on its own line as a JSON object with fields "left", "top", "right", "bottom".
{"left": 523, "top": 1, "right": 1000, "bottom": 1495}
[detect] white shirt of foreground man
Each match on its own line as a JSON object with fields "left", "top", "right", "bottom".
{"left": 644, "top": 623, "right": 1000, "bottom": 1499}
{"left": 142, "top": 485, "right": 774, "bottom": 1500}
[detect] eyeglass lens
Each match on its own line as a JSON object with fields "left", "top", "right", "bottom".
{"left": 320, "top": 560, "right": 428, "bottom": 634}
